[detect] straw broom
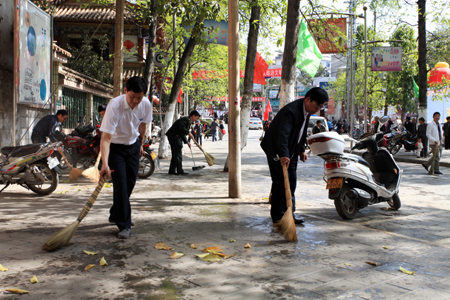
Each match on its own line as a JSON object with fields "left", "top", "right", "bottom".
{"left": 57, "top": 147, "right": 83, "bottom": 181}
{"left": 273, "top": 164, "right": 298, "bottom": 242}
{"left": 81, "top": 152, "right": 101, "bottom": 183}
{"left": 192, "top": 139, "right": 215, "bottom": 166}
{"left": 43, "top": 175, "right": 108, "bottom": 252}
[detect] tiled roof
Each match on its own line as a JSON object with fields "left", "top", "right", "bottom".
{"left": 53, "top": 42, "right": 72, "bottom": 57}
{"left": 53, "top": 5, "right": 138, "bottom": 24}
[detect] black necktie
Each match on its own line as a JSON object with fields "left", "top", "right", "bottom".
{"left": 437, "top": 122, "right": 442, "bottom": 143}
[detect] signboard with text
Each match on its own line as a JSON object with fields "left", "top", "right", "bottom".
{"left": 205, "top": 96, "right": 266, "bottom": 102}
{"left": 371, "top": 47, "right": 402, "bottom": 72}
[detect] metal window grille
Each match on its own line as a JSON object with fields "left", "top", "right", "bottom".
{"left": 62, "top": 87, "right": 87, "bottom": 128}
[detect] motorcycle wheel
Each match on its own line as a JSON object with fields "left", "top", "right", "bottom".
{"left": 26, "top": 162, "right": 59, "bottom": 195}
{"left": 73, "top": 155, "right": 101, "bottom": 171}
{"left": 387, "top": 193, "right": 401, "bottom": 210}
{"left": 138, "top": 154, "right": 155, "bottom": 178}
{"left": 334, "top": 185, "right": 358, "bottom": 220}
{"left": 390, "top": 144, "right": 402, "bottom": 155}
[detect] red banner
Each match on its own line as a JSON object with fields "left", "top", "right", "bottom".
{"left": 193, "top": 68, "right": 281, "bottom": 80}
{"left": 307, "top": 18, "right": 347, "bottom": 54}
{"left": 263, "top": 69, "right": 282, "bottom": 78}
{"left": 205, "top": 96, "right": 266, "bottom": 102}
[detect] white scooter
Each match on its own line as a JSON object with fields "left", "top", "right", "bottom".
{"left": 307, "top": 116, "right": 402, "bottom": 219}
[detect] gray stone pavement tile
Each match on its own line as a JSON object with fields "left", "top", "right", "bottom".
{"left": 307, "top": 278, "right": 367, "bottom": 298}
{"left": 397, "top": 287, "right": 450, "bottom": 299}
{"left": 347, "top": 270, "right": 399, "bottom": 287}
{"left": 351, "top": 283, "right": 412, "bottom": 300}
{"left": 428, "top": 278, "right": 450, "bottom": 292}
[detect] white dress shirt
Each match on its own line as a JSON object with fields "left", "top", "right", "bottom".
{"left": 100, "top": 94, "right": 152, "bottom": 145}
{"left": 426, "top": 120, "right": 444, "bottom": 146}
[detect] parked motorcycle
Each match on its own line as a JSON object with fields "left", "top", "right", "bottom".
{"left": 151, "top": 125, "right": 161, "bottom": 144}
{"left": 71, "top": 125, "right": 102, "bottom": 170}
{"left": 386, "top": 127, "right": 417, "bottom": 155}
{"left": 138, "top": 138, "right": 160, "bottom": 178}
{"left": 0, "top": 142, "right": 62, "bottom": 195}
{"left": 308, "top": 116, "right": 402, "bottom": 219}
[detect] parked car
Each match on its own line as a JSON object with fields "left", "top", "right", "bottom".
{"left": 249, "top": 117, "right": 263, "bottom": 130}
{"left": 307, "top": 116, "right": 329, "bottom": 136}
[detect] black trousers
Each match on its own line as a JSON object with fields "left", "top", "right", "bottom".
{"left": 108, "top": 141, "right": 140, "bottom": 230}
{"left": 168, "top": 136, "right": 184, "bottom": 174}
{"left": 445, "top": 136, "right": 450, "bottom": 149}
{"left": 266, "top": 155, "right": 298, "bottom": 223}
{"left": 31, "top": 134, "right": 46, "bottom": 143}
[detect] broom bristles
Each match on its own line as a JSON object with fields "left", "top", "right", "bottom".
{"left": 273, "top": 207, "right": 297, "bottom": 242}
{"left": 204, "top": 152, "right": 215, "bottom": 166}
{"left": 81, "top": 168, "right": 100, "bottom": 183}
{"left": 42, "top": 220, "right": 80, "bottom": 252}
{"left": 69, "top": 168, "right": 84, "bottom": 181}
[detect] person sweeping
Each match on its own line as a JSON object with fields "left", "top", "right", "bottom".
{"left": 99, "top": 76, "right": 152, "bottom": 239}
{"left": 260, "top": 87, "right": 328, "bottom": 241}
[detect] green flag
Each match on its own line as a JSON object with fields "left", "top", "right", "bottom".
{"left": 296, "top": 19, "right": 323, "bottom": 77}
{"left": 412, "top": 77, "right": 419, "bottom": 98}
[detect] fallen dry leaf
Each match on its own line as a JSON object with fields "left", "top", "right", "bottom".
{"left": 262, "top": 197, "right": 269, "bottom": 201}
{"left": 345, "top": 263, "right": 351, "bottom": 266}
{"left": 229, "top": 239, "right": 236, "bottom": 243}
{"left": 399, "top": 266, "right": 415, "bottom": 275}
{"left": 30, "top": 276, "right": 39, "bottom": 284}
{"left": 224, "top": 254, "right": 235, "bottom": 260}
{"left": 83, "top": 250, "right": 99, "bottom": 255}
{"left": 155, "top": 242, "right": 174, "bottom": 250}
{"left": 103, "top": 183, "right": 112, "bottom": 188}
{"left": 202, "top": 246, "right": 223, "bottom": 253}
{"left": 216, "top": 253, "right": 227, "bottom": 257}
{"left": 244, "top": 243, "right": 251, "bottom": 248}
{"left": 85, "top": 264, "right": 96, "bottom": 271}
{"left": 6, "top": 289, "right": 29, "bottom": 294}
{"left": 195, "top": 253, "right": 209, "bottom": 259}
{"left": 366, "top": 261, "right": 378, "bottom": 266}
{"left": 382, "top": 245, "right": 388, "bottom": 249}
{"left": 0, "top": 264, "right": 8, "bottom": 272}
{"left": 169, "top": 252, "right": 184, "bottom": 259}
{"left": 99, "top": 257, "right": 108, "bottom": 266}
{"left": 190, "top": 244, "right": 197, "bottom": 249}
{"left": 202, "top": 254, "right": 222, "bottom": 262}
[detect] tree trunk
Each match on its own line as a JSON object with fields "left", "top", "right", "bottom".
{"left": 279, "top": 0, "right": 300, "bottom": 109}
{"left": 240, "top": 0, "right": 260, "bottom": 150}
{"left": 143, "top": 0, "right": 156, "bottom": 95}
{"left": 417, "top": 0, "right": 427, "bottom": 117}
{"left": 158, "top": 21, "right": 202, "bottom": 158}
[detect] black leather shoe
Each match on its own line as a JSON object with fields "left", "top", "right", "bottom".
{"left": 435, "top": 171, "right": 443, "bottom": 175}
{"left": 294, "top": 217, "right": 305, "bottom": 224}
{"left": 422, "top": 163, "right": 429, "bottom": 172}
{"left": 109, "top": 218, "right": 135, "bottom": 226}
{"left": 179, "top": 171, "right": 189, "bottom": 175}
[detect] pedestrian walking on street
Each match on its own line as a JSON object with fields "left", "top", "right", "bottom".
{"left": 342, "top": 120, "right": 349, "bottom": 134}
{"left": 194, "top": 120, "right": 203, "bottom": 146}
{"left": 417, "top": 117, "right": 428, "bottom": 158}
{"left": 31, "top": 110, "right": 68, "bottom": 143}
{"left": 312, "top": 120, "right": 326, "bottom": 134}
{"left": 210, "top": 118, "right": 219, "bottom": 142}
{"left": 422, "top": 112, "right": 444, "bottom": 175}
{"left": 261, "top": 87, "right": 329, "bottom": 225}
{"left": 443, "top": 116, "right": 450, "bottom": 150}
{"left": 99, "top": 76, "right": 153, "bottom": 239}
{"left": 218, "top": 120, "right": 225, "bottom": 140}
{"left": 166, "top": 110, "right": 200, "bottom": 175}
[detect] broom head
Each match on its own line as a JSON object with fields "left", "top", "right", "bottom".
{"left": 204, "top": 152, "right": 215, "bottom": 166}
{"left": 42, "top": 220, "right": 80, "bottom": 252}
{"left": 273, "top": 207, "right": 298, "bottom": 242}
{"left": 82, "top": 167, "right": 100, "bottom": 183}
{"left": 69, "top": 168, "right": 84, "bottom": 181}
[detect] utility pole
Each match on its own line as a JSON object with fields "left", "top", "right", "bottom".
{"left": 173, "top": 13, "right": 178, "bottom": 119}
{"left": 113, "top": 0, "right": 124, "bottom": 97}
{"left": 363, "top": 6, "right": 368, "bottom": 133}
{"left": 228, "top": 0, "right": 241, "bottom": 198}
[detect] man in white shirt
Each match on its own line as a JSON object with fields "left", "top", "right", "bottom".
{"left": 99, "top": 76, "right": 152, "bottom": 239}
{"left": 422, "top": 112, "right": 444, "bottom": 175}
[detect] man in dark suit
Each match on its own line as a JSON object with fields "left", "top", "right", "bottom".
{"left": 166, "top": 110, "right": 200, "bottom": 175}
{"left": 261, "top": 87, "right": 329, "bottom": 224}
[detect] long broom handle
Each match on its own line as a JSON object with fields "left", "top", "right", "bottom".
{"left": 282, "top": 164, "right": 293, "bottom": 208}
{"left": 76, "top": 175, "right": 107, "bottom": 222}
{"left": 58, "top": 147, "right": 74, "bottom": 169}
{"left": 192, "top": 139, "right": 205, "bottom": 154}
{"left": 94, "top": 152, "right": 102, "bottom": 167}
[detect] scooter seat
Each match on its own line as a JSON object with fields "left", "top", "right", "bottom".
{"left": 1, "top": 143, "right": 45, "bottom": 157}
{"left": 342, "top": 153, "right": 370, "bottom": 168}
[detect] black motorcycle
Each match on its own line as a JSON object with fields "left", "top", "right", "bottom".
{"left": 386, "top": 128, "right": 417, "bottom": 155}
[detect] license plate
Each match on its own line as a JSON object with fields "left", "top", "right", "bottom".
{"left": 326, "top": 178, "right": 343, "bottom": 189}
{"left": 150, "top": 151, "right": 157, "bottom": 160}
{"left": 48, "top": 157, "right": 60, "bottom": 169}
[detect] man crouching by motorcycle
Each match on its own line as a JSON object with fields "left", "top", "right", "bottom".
{"left": 31, "top": 110, "right": 68, "bottom": 143}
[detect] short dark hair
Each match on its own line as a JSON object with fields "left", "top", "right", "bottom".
{"left": 98, "top": 104, "right": 107, "bottom": 113}
{"left": 433, "top": 111, "right": 440, "bottom": 117}
{"left": 189, "top": 110, "right": 200, "bottom": 117}
{"left": 126, "top": 76, "right": 147, "bottom": 94}
{"left": 56, "top": 109, "right": 68, "bottom": 116}
{"left": 305, "top": 87, "right": 329, "bottom": 105}
{"left": 406, "top": 116, "right": 410, "bottom": 120}
{"left": 446, "top": 116, "right": 450, "bottom": 120}
{"left": 316, "top": 120, "right": 322, "bottom": 125}
{"left": 419, "top": 117, "right": 425, "bottom": 121}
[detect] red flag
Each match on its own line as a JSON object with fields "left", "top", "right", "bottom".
{"left": 177, "top": 88, "right": 183, "bottom": 103}
{"left": 263, "top": 100, "right": 272, "bottom": 121}
{"left": 254, "top": 52, "right": 269, "bottom": 85}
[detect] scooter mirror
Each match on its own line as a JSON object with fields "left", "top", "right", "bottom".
{"left": 341, "top": 134, "right": 358, "bottom": 143}
{"left": 379, "top": 115, "right": 390, "bottom": 125}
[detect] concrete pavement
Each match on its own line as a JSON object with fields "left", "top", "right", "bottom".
{"left": 1, "top": 130, "right": 450, "bottom": 299}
